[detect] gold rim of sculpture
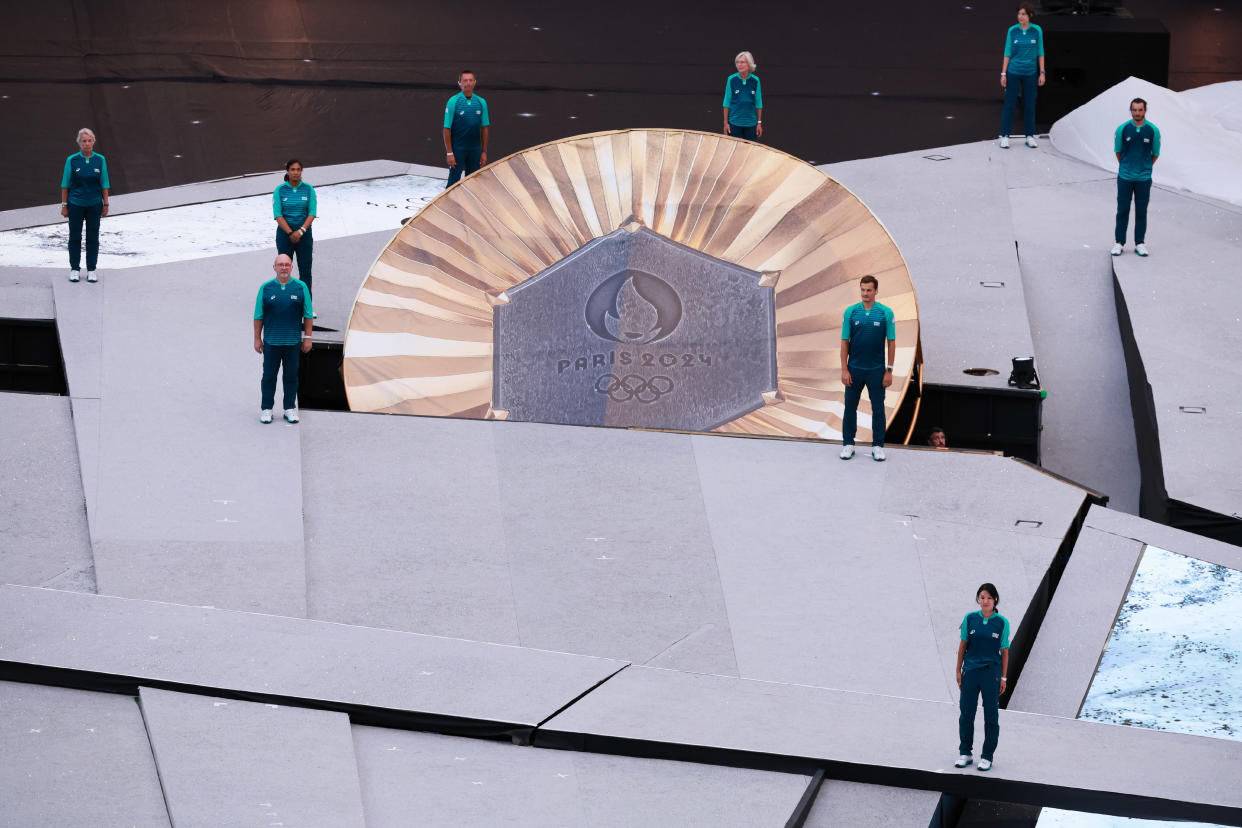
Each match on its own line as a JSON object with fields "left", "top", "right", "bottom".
{"left": 343, "top": 128, "right": 920, "bottom": 440}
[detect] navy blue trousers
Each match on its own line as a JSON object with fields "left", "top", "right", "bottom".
{"left": 729, "top": 124, "right": 758, "bottom": 141}
{"left": 67, "top": 202, "right": 102, "bottom": 271}
{"left": 842, "top": 366, "right": 886, "bottom": 447}
{"left": 1115, "top": 179, "right": 1152, "bottom": 245}
{"left": 446, "top": 145, "right": 482, "bottom": 188}
{"left": 260, "top": 343, "right": 301, "bottom": 411}
{"left": 275, "top": 228, "right": 313, "bottom": 295}
{"left": 1000, "top": 73, "right": 1037, "bottom": 137}
{"left": 959, "top": 664, "right": 1001, "bottom": 760}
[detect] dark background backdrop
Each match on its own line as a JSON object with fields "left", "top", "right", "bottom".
{"left": 1, "top": 0, "right": 1239, "bottom": 211}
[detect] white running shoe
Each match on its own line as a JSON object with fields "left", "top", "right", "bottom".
{"left": 260, "top": 410, "right": 273, "bottom": 424}
{"left": 955, "top": 755, "right": 973, "bottom": 768}
{"left": 840, "top": 445, "right": 855, "bottom": 460}
{"left": 1135, "top": 243, "right": 1149, "bottom": 257}
{"left": 68, "top": 270, "right": 80, "bottom": 282}
{"left": 1025, "top": 135, "right": 1038, "bottom": 148}
{"left": 978, "top": 758, "right": 993, "bottom": 772}
{"left": 86, "top": 271, "right": 98, "bottom": 283}
{"left": 872, "top": 446, "right": 886, "bottom": 462}
{"left": 998, "top": 136, "right": 1010, "bottom": 149}
{"left": 1110, "top": 243, "right": 1123, "bottom": 256}
{"left": 284, "top": 408, "right": 300, "bottom": 424}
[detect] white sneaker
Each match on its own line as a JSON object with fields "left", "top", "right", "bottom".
{"left": 1110, "top": 243, "right": 1123, "bottom": 256}
{"left": 86, "top": 271, "right": 98, "bottom": 283}
{"left": 1135, "top": 243, "right": 1149, "bottom": 257}
{"left": 872, "top": 446, "right": 886, "bottom": 462}
{"left": 1025, "top": 135, "right": 1038, "bottom": 148}
{"left": 68, "top": 270, "right": 80, "bottom": 282}
{"left": 998, "top": 135, "right": 1010, "bottom": 149}
{"left": 260, "top": 410, "right": 273, "bottom": 424}
{"left": 284, "top": 408, "right": 299, "bottom": 424}
{"left": 978, "top": 758, "right": 993, "bottom": 772}
{"left": 955, "top": 755, "right": 973, "bottom": 768}
{"left": 839, "top": 445, "right": 855, "bottom": 460}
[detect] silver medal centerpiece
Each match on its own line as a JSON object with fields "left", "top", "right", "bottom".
{"left": 493, "top": 226, "right": 777, "bottom": 430}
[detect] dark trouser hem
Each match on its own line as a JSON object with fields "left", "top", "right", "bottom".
{"left": 1115, "top": 178, "right": 1152, "bottom": 245}
{"left": 67, "top": 202, "right": 103, "bottom": 271}
{"left": 446, "top": 145, "right": 482, "bottom": 188}
{"left": 959, "top": 664, "right": 1001, "bottom": 761}
{"left": 260, "top": 343, "right": 301, "bottom": 411}
{"left": 275, "top": 228, "right": 313, "bottom": 295}
{"left": 841, "top": 366, "right": 887, "bottom": 447}
{"left": 1000, "top": 73, "right": 1038, "bottom": 137}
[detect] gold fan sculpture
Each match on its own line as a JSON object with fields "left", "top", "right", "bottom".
{"left": 344, "top": 129, "right": 919, "bottom": 440}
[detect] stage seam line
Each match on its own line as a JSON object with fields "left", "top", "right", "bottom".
{"left": 530, "top": 663, "right": 631, "bottom": 731}
{"left": 687, "top": 437, "right": 743, "bottom": 678}
{"left": 134, "top": 693, "right": 177, "bottom": 827}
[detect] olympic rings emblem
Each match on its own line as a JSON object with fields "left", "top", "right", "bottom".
{"left": 594, "top": 373, "right": 674, "bottom": 403}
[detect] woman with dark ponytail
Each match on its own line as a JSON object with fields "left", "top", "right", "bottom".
{"left": 273, "top": 159, "right": 317, "bottom": 295}
{"left": 954, "top": 582, "right": 1010, "bottom": 772}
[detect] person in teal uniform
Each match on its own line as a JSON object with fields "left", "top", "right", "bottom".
{"left": 443, "top": 70, "right": 490, "bottom": 188}
{"left": 722, "top": 51, "right": 763, "bottom": 141}
{"left": 1111, "top": 98, "right": 1161, "bottom": 257}
{"left": 998, "top": 4, "right": 1045, "bottom": 149}
{"left": 955, "top": 583, "right": 1010, "bottom": 772}
{"left": 254, "top": 254, "right": 313, "bottom": 425}
{"left": 839, "top": 275, "right": 896, "bottom": 462}
{"left": 60, "top": 127, "right": 110, "bottom": 283}
{"left": 273, "top": 159, "right": 317, "bottom": 295}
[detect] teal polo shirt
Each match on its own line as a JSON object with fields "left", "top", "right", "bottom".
{"left": 254, "top": 278, "right": 313, "bottom": 346}
{"left": 1003, "top": 23, "right": 1044, "bottom": 76}
{"left": 723, "top": 73, "right": 763, "bottom": 127}
{"left": 841, "top": 301, "right": 896, "bottom": 372}
{"left": 61, "top": 152, "right": 110, "bottom": 207}
{"left": 961, "top": 611, "right": 1011, "bottom": 671}
{"left": 1114, "top": 120, "right": 1161, "bottom": 182}
{"left": 443, "top": 92, "right": 490, "bottom": 148}
{"left": 273, "top": 182, "right": 317, "bottom": 227}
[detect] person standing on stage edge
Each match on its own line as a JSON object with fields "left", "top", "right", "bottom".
{"left": 839, "top": 275, "right": 896, "bottom": 462}
{"left": 998, "top": 4, "right": 1045, "bottom": 149}
{"left": 1112, "top": 97, "right": 1160, "bottom": 257}
{"left": 60, "top": 127, "right": 110, "bottom": 283}
{"left": 273, "top": 159, "right": 317, "bottom": 295}
{"left": 955, "top": 583, "right": 1010, "bottom": 773}
{"left": 254, "top": 254, "right": 313, "bottom": 425}
{"left": 443, "top": 70, "right": 489, "bottom": 188}
{"left": 723, "top": 51, "right": 763, "bottom": 141}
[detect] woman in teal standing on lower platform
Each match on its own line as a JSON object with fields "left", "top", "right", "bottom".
{"left": 722, "top": 51, "right": 763, "bottom": 142}
{"left": 954, "top": 582, "right": 1010, "bottom": 772}
{"left": 273, "top": 159, "right": 317, "bottom": 296}
{"left": 60, "top": 127, "right": 110, "bottom": 283}
{"left": 998, "top": 3, "right": 1045, "bottom": 149}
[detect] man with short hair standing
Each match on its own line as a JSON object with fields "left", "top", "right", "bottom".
{"left": 1112, "top": 97, "right": 1160, "bottom": 257}
{"left": 254, "top": 254, "right": 313, "bottom": 424}
{"left": 443, "top": 70, "right": 490, "bottom": 188}
{"left": 840, "top": 275, "right": 897, "bottom": 461}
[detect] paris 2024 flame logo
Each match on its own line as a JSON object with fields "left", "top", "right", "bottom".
{"left": 584, "top": 270, "right": 683, "bottom": 345}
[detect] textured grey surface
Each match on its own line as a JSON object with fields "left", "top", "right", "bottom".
{"left": 0, "top": 681, "right": 169, "bottom": 828}
{"left": 806, "top": 780, "right": 939, "bottom": 828}
{"left": 0, "top": 394, "right": 94, "bottom": 591}
{"left": 0, "top": 585, "right": 627, "bottom": 728}
{"left": 1009, "top": 525, "right": 1142, "bottom": 717}
{"left": 824, "top": 142, "right": 1036, "bottom": 388}
{"left": 352, "top": 725, "right": 808, "bottom": 827}
{"left": 540, "top": 665, "right": 1242, "bottom": 820}
{"left": 58, "top": 247, "right": 309, "bottom": 615}
{"left": 0, "top": 283, "right": 53, "bottom": 319}
{"left": 1111, "top": 188, "right": 1242, "bottom": 518}
{"left": 495, "top": 227, "right": 775, "bottom": 430}
{"left": 302, "top": 412, "right": 739, "bottom": 674}
{"left": 70, "top": 396, "right": 100, "bottom": 542}
{"left": 1008, "top": 174, "right": 1142, "bottom": 513}
{"left": 1084, "top": 503, "right": 1242, "bottom": 569}
{"left": 140, "top": 687, "right": 366, "bottom": 828}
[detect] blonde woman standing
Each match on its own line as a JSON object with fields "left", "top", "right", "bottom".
{"left": 59, "top": 128, "right": 110, "bottom": 283}
{"left": 722, "top": 52, "right": 763, "bottom": 141}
